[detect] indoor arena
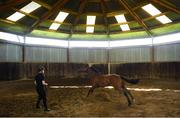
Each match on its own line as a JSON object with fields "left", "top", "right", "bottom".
{"left": 0, "top": 0, "right": 180, "bottom": 117}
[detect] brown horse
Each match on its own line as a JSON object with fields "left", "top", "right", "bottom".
{"left": 83, "top": 66, "right": 139, "bottom": 106}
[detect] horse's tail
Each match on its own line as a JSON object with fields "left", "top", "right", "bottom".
{"left": 121, "top": 76, "right": 140, "bottom": 84}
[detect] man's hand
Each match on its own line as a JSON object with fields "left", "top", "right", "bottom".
{"left": 34, "top": 81, "right": 36, "bottom": 85}
{"left": 42, "top": 80, "right": 48, "bottom": 86}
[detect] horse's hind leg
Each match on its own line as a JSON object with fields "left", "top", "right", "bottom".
{"left": 122, "top": 88, "right": 132, "bottom": 106}
{"left": 116, "top": 87, "right": 132, "bottom": 106}
{"left": 87, "top": 85, "right": 97, "bottom": 97}
{"left": 124, "top": 87, "right": 135, "bottom": 103}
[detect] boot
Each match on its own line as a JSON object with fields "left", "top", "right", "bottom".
{"left": 44, "top": 108, "right": 50, "bottom": 111}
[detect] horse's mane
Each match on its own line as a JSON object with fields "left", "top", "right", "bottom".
{"left": 89, "top": 66, "right": 101, "bottom": 74}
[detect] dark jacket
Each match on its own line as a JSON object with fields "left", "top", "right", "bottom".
{"left": 35, "top": 73, "right": 45, "bottom": 90}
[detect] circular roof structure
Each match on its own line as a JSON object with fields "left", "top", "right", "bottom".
{"left": 0, "top": 0, "right": 180, "bottom": 39}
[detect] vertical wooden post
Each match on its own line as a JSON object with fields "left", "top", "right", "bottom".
{"left": 151, "top": 44, "right": 155, "bottom": 63}
{"left": 151, "top": 37, "right": 155, "bottom": 79}
{"left": 22, "top": 35, "right": 26, "bottom": 79}
{"left": 22, "top": 35, "right": 25, "bottom": 63}
{"left": 67, "top": 43, "right": 70, "bottom": 63}
{"left": 107, "top": 35, "right": 111, "bottom": 75}
{"left": 67, "top": 31, "right": 72, "bottom": 63}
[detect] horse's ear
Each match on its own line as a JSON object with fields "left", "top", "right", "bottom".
{"left": 78, "top": 65, "right": 89, "bottom": 73}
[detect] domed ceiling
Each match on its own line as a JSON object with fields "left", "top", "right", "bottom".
{"left": 0, "top": 0, "right": 180, "bottom": 38}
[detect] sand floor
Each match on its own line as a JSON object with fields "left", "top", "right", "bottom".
{"left": 0, "top": 78, "right": 179, "bottom": 117}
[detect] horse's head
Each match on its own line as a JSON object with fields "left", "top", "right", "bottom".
{"left": 78, "top": 65, "right": 89, "bottom": 73}
{"left": 78, "top": 65, "right": 101, "bottom": 75}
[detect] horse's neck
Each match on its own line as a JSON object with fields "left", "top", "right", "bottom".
{"left": 88, "top": 71, "right": 99, "bottom": 79}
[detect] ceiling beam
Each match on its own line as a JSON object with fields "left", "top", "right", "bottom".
{"left": 47, "top": 19, "right": 72, "bottom": 26}
{"left": 36, "top": 27, "right": 70, "bottom": 34}
{"left": 49, "top": 11, "right": 169, "bottom": 27}
{"left": 133, "top": 1, "right": 149, "bottom": 11}
{"left": 1, "top": 10, "right": 169, "bottom": 30}
{"left": 150, "top": 0, "right": 180, "bottom": 15}
{"left": 71, "top": 0, "right": 87, "bottom": 34}
{"left": 0, "top": 18, "right": 26, "bottom": 27}
{"left": 61, "top": 8, "right": 78, "bottom": 15}
{"left": 89, "top": 0, "right": 111, "bottom": 2}
{"left": 118, "top": 0, "right": 153, "bottom": 37}
{"left": 0, "top": 0, "right": 29, "bottom": 12}
{"left": 101, "top": 0, "right": 109, "bottom": 34}
{"left": 27, "top": 0, "right": 69, "bottom": 34}
{"left": 106, "top": 0, "right": 149, "bottom": 17}
{"left": 110, "top": 12, "right": 169, "bottom": 27}
{"left": 3, "top": 2, "right": 170, "bottom": 33}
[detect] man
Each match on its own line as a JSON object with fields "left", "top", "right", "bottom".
{"left": 34, "top": 66, "right": 50, "bottom": 111}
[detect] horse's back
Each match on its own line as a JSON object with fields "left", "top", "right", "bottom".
{"left": 103, "top": 74, "right": 120, "bottom": 79}
{"left": 91, "top": 74, "right": 124, "bottom": 89}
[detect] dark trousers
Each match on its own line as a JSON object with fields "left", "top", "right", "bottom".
{"left": 36, "top": 87, "right": 48, "bottom": 109}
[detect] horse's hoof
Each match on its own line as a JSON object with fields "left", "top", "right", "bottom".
{"left": 133, "top": 99, "right": 136, "bottom": 103}
{"left": 128, "top": 103, "right": 132, "bottom": 107}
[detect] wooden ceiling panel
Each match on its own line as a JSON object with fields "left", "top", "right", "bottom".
{"left": 0, "top": 0, "right": 179, "bottom": 35}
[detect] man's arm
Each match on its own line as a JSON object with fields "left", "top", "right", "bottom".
{"left": 34, "top": 81, "right": 36, "bottom": 85}
{"left": 42, "top": 80, "right": 48, "bottom": 86}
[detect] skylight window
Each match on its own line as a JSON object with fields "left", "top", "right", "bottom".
{"left": 86, "top": 16, "right": 96, "bottom": 33}
{"left": 54, "top": 12, "right": 69, "bottom": 22}
{"left": 87, "top": 16, "right": 96, "bottom": 25}
{"left": 142, "top": 4, "right": 172, "bottom": 24}
{"left": 115, "top": 15, "right": 127, "bottom": 23}
{"left": 49, "top": 23, "right": 61, "bottom": 30}
{"left": 156, "top": 15, "right": 172, "bottom": 24}
{"left": 115, "top": 14, "right": 130, "bottom": 31}
{"left": 49, "top": 11, "right": 69, "bottom": 30}
{"left": 26, "top": 37, "right": 68, "bottom": 47}
{"left": 20, "top": 1, "right": 41, "bottom": 13}
{"left": 110, "top": 38, "right": 152, "bottom": 47}
{"left": 7, "top": 12, "right": 25, "bottom": 22}
{"left": 120, "top": 24, "right": 130, "bottom": 31}
{"left": 0, "top": 32, "right": 24, "bottom": 43}
{"left": 153, "top": 32, "right": 180, "bottom": 45}
{"left": 142, "top": 4, "right": 161, "bottom": 16}
{"left": 6, "top": 1, "right": 41, "bottom": 22}
{"left": 86, "top": 26, "right": 94, "bottom": 33}
{"left": 70, "top": 41, "right": 108, "bottom": 48}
